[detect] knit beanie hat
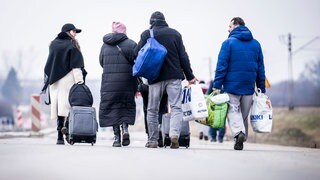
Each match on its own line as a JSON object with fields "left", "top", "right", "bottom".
{"left": 112, "top": 22, "right": 127, "bottom": 34}
{"left": 149, "top": 11, "right": 166, "bottom": 25}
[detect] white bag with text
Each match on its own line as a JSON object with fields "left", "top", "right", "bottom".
{"left": 250, "top": 89, "right": 273, "bottom": 133}
{"left": 181, "top": 84, "right": 208, "bottom": 121}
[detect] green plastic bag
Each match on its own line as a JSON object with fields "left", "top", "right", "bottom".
{"left": 205, "top": 93, "right": 228, "bottom": 128}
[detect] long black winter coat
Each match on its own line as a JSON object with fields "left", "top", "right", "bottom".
{"left": 99, "top": 33, "right": 137, "bottom": 127}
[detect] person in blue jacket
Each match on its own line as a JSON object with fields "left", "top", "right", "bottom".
{"left": 212, "top": 17, "right": 266, "bottom": 150}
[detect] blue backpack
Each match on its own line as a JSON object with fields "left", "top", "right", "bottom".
{"left": 133, "top": 29, "right": 167, "bottom": 81}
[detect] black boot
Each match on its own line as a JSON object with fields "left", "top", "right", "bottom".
{"left": 61, "top": 117, "right": 70, "bottom": 144}
{"left": 199, "top": 132, "right": 204, "bottom": 140}
{"left": 234, "top": 132, "right": 245, "bottom": 150}
{"left": 56, "top": 116, "right": 65, "bottom": 145}
{"left": 121, "top": 123, "right": 130, "bottom": 146}
{"left": 112, "top": 125, "right": 121, "bottom": 147}
{"left": 158, "top": 124, "right": 163, "bottom": 147}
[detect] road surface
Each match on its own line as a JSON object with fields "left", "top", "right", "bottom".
{"left": 0, "top": 129, "right": 319, "bottom": 180}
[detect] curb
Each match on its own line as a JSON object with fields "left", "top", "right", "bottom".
{"left": 0, "top": 128, "right": 56, "bottom": 139}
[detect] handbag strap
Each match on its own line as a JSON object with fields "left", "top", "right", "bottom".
{"left": 116, "top": 45, "right": 144, "bottom": 84}
{"left": 136, "top": 76, "right": 144, "bottom": 84}
{"left": 116, "top": 45, "right": 134, "bottom": 66}
{"left": 44, "top": 87, "right": 51, "bottom": 105}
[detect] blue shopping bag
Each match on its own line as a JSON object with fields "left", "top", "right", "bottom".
{"left": 133, "top": 29, "right": 167, "bottom": 81}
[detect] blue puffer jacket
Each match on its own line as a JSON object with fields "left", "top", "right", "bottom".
{"left": 213, "top": 26, "right": 266, "bottom": 95}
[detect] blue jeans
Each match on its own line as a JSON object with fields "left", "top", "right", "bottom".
{"left": 209, "top": 127, "right": 225, "bottom": 141}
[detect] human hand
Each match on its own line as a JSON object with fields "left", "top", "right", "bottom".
{"left": 77, "top": 81, "right": 84, "bottom": 84}
{"left": 135, "top": 92, "right": 141, "bottom": 98}
{"left": 188, "top": 78, "right": 198, "bottom": 85}
{"left": 212, "top": 88, "right": 221, "bottom": 95}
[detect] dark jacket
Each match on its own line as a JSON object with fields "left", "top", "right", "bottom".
{"left": 135, "top": 21, "right": 195, "bottom": 84}
{"left": 99, "top": 33, "right": 137, "bottom": 127}
{"left": 44, "top": 32, "right": 84, "bottom": 85}
{"left": 213, "top": 26, "right": 266, "bottom": 95}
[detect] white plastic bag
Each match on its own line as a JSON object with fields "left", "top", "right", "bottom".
{"left": 250, "top": 89, "right": 273, "bottom": 133}
{"left": 210, "top": 93, "right": 230, "bottom": 104}
{"left": 181, "top": 84, "right": 208, "bottom": 121}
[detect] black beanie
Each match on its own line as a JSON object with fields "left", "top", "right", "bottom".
{"left": 149, "top": 11, "right": 166, "bottom": 25}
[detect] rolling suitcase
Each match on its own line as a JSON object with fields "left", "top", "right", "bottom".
{"left": 68, "top": 106, "right": 98, "bottom": 146}
{"left": 162, "top": 113, "right": 190, "bottom": 148}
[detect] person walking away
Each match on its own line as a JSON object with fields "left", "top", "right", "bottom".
{"left": 206, "top": 80, "right": 226, "bottom": 143}
{"left": 44, "top": 23, "right": 85, "bottom": 145}
{"left": 197, "top": 80, "right": 209, "bottom": 141}
{"left": 99, "top": 22, "right": 137, "bottom": 147}
{"left": 135, "top": 11, "right": 197, "bottom": 149}
{"left": 140, "top": 85, "right": 168, "bottom": 147}
{"left": 212, "top": 17, "right": 266, "bottom": 150}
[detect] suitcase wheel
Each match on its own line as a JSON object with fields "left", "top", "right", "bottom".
{"left": 91, "top": 142, "right": 94, "bottom": 146}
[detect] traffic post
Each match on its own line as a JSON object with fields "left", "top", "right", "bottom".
{"left": 31, "top": 94, "right": 41, "bottom": 131}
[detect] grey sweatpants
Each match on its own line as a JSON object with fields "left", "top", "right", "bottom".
{"left": 147, "top": 79, "right": 182, "bottom": 144}
{"left": 227, "top": 93, "right": 253, "bottom": 140}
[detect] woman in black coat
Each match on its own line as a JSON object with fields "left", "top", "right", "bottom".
{"left": 99, "top": 22, "right": 137, "bottom": 147}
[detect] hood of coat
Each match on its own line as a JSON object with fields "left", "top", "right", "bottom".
{"left": 229, "top": 26, "right": 253, "bottom": 41}
{"left": 103, "top": 33, "right": 128, "bottom": 45}
{"left": 56, "top": 32, "right": 72, "bottom": 40}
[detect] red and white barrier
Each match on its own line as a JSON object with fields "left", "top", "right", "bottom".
{"left": 17, "top": 108, "right": 23, "bottom": 128}
{"left": 31, "top": 94, "right": 41, "bottom": 131}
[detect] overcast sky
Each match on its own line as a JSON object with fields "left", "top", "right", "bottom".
{"left": 0, "top": 0, "right": 319, "bottom": 84}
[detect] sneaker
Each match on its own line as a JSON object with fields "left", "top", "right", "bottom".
{"left": 56, "top": 139, "right": 65, "bottom": 145}
{"left": 113, "top": 141, "right": 121, "bottom": 147}
{"left": 145, "top": 142, "right": 158, "bottom": 148}
{"left": 234, "top": 132, "right": 245, "bottom": 150}
{"left": 218, "top": 139, "right": 223, "bottom": 143}
{"left": 211, "top": 138, "right": 217, "bottom": 142}
{"left": 170, "top": 135, "right": 179, "bottom": 149}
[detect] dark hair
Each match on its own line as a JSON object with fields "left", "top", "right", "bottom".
{"left": 231, "top": 17, "right": 245, "bottom": 26}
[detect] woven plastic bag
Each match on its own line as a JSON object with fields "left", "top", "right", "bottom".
{"left": 204, "top": 93, "right": 229, "bottom": 128}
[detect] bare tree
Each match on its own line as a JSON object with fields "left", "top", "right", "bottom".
{"left": 1, "top": 47, "right": 38, "bottom": 80}
{"left": 300, "top": 59, "right": 320, "bottom": 86}
{"left": 1, "top": 67, "right": 22, "bottom": 105}
{"left": 299, "top": 58, "right": 320, "bottom": 103}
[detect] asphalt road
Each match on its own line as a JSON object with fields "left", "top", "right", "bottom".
{"left": 0, "top": 130, "right": 319, "bottom": 180}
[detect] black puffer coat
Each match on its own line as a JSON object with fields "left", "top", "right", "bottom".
{"left": 99, "top": 33, "right": 137, "bottom": 127}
